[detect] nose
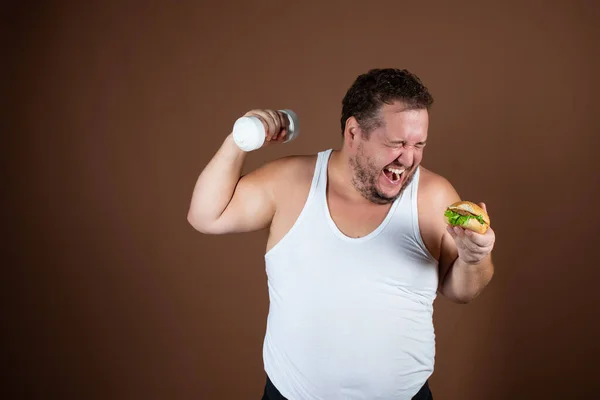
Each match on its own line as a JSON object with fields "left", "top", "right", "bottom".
{"left": 397, "top": 146, "right": 415, "bottom": 167}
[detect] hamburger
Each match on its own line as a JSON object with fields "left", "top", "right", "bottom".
{"left": 444, "top": 201, "right": 490, "bottom": 234}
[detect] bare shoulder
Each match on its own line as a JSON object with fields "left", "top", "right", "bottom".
{"left": 268, "top": 154, "right": 317, "bottom": 177}
{"left": 418, "top": 166, "right": 461, "bottom": 208}
{"left": 417, "top": 166, "right": 461, "bottom": 260}
{"left": 251, "top": 153, "right": 318, "bottom": 201}
{"left": 261, "top": 153, "right": 317, "bottom": 182}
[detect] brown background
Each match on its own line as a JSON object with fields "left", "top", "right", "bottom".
{"left": 7, "top": 1, "right": 600, "bottom": 399}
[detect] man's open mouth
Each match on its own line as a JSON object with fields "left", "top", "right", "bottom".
{"left": 383, "top": 166, "right": 405, "bottom": 184}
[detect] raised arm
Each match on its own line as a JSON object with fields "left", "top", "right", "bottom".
{"left": 186, "top": 109, "right": 289, "bottom": 235}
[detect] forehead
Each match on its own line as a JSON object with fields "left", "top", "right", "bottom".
{"left": 377, "top": 103, "right": 429, "bottom": 141}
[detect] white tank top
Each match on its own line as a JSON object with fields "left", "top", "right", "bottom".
{"left": 263, "top": 149, "right": 439, "bottom": 399}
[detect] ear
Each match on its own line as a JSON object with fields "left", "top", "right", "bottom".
{"left": 343, "top": 116, "right": 360, "bottom": 148}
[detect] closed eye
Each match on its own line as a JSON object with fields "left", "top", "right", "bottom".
{"left": 385, "top": 143, "right": 403, "bottom": 148}
{"left": 386, "top": 141, "right": 426, "bottom": 149}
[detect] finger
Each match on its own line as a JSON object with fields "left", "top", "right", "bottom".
{"left": 264, "top": 110, "right": 280, "bottom": 141}
{"left": 464, "top": 230, "right": 484, "bottom": 247}
{"left": 458, "top": 231, "right": 486, "bottom": 254}
{"left": 274, "top": 111, "right": 288, "bottom": 141}
{"left": 447, "top": 225, "right": 467, "bottom": 239}
{"left": 479, "top": 202, "right": 487, "bottom": 212}
{"left": 250, "top": 110, "right": 277, "bottom": 140}
{"left": 448, "top": 228, "right": 481, "bottom": 255}
{"left": 464, "top": 228, "right": 494, "bottom": 247}
{"left": 453, "top": 226, "right": 465, "bottom": 237}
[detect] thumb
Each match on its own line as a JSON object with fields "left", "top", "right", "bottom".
{"left": 446, "top": 225, "right": 457, "bottom": 237}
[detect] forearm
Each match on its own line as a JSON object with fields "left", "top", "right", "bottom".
{"left": 440, "top": 255, "right": 494, "bottom": 304}
{"left": 187, "top": 134, "right": 246, "bottom": 229}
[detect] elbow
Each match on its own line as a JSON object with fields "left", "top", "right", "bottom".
{"left": 187, "top": 209, "right": 213, "bottom": 234}
{"left": 187, "top": 208, "right": 228, "bottom": 235}
{"left": 440, "top": 288, "right": 479, "bottom": 305}
{"left": 452, "top": 288, "right": 486, "bottom": 305}
{"left": 453, "top": 295, "right": 476, "bottom": 305}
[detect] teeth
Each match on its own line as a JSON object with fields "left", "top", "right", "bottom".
{"left": 386, "top": 167, "right": 405, "bottom": 174}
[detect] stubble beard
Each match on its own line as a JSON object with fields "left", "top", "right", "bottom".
{"left": 349, "top": 146, "right": 416, "bottom": 205}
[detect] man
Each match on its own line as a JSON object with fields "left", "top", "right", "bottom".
{"left": 187, "top": 68, "right": 496, "bottom": 399}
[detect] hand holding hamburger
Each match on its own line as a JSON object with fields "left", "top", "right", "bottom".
{"left": 444, "top": 200, "right": 495, "bottom": 266}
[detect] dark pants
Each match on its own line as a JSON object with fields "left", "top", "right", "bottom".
{"left": 261, "top": 375, "right": 433, "bottom": 399}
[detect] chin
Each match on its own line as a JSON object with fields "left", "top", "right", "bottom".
{"left": 368, "top": 184, "right": 404, "bottom": 205}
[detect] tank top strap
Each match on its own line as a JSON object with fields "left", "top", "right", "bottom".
{"left": 314, "top": 148, "right": 333, "bottom": 192}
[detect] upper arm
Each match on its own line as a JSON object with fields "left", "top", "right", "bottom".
{"left": 417, "top": 168, "right": 462, "bottom": 290}
{"left": 205, "top": 157, "right": 293, "bottom": 235}
{"left": 436, "top": 182, "right": 462, "bottom": 293}
{"left": 213, "top": 166, "right": 276, "bottom": 234}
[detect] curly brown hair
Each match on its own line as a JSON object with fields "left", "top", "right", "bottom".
{"left": 341, "top": 68, "right": 434, "bottom": 138}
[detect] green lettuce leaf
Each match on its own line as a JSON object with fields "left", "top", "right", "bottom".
{"left": 444, "top": 209, "right": 486, "bottom": 226}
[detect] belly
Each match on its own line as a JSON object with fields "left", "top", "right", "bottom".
{"left": 264, "top": 278, "right": 436, "bottom": 398}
